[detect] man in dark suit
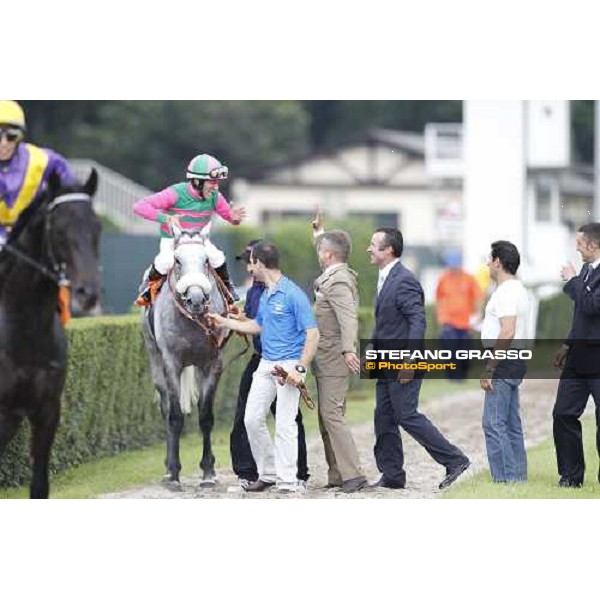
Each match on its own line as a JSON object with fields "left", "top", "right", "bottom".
{"left": 367, "top": 227, "right": 470, "bottom": 490}
{"left": 552, "top": 223, "right": 600, "bottom": 488}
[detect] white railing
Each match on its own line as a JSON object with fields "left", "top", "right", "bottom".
{"left": 70, "top": 159, "right": 156, "bottom": 234}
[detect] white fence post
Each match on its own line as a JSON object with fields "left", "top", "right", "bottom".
{"left": 71, "top": 159, "right": 156, "bottom": 235}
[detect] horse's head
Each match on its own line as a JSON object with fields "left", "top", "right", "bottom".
{"left": 45, "top": 169, "right": 102, "bottom": 313}
{"left": 172, "top": 226, "right": 212, "bottom": 315}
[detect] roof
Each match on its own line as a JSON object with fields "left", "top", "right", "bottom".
{"left": 246, "top": 127, "right": 426, "bottom": 181}
{"left": 245, "top": 127, "right": 595, "bottom": 197}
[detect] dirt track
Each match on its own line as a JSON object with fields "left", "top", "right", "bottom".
{"left": 101, "top": 379, "right": 561, "bottom": 499}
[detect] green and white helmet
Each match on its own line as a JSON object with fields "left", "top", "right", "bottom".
{"left": 186, "top": 154, "right": 229, "bottom": 180}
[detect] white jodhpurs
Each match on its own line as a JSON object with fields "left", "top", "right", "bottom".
{"left": 153, "top": 237, "right": 226, "bottom": 275}
{"left": 244, "top": 358, "right": 301, "bottom": 489}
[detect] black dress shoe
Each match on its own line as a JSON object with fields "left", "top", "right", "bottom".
{"left": 341, "top": 476, "right": 368, "bottom": 494}
{"left": 366, "top": 476, "right": 405, "bottom": 490}
{"left": 245, "top": 479, "right": 275, "bottom": 492}
{"left": 439, "top": 460, "right": 470, "bottom": 490}
{"left": 320, "top": 483, "right": 342, "bottom": 490}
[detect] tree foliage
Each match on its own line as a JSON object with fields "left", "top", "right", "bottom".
{"left": 18, "top": 101, "right": 595, "bottom": 192}
{"left": 303, "top": 100, "right": 463, "bottom": 147}
{"left": 21, "top": 101, "right": 311, "bottom": 190}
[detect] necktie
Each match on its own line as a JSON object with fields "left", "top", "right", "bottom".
{"left": 585, "top": 264, "right": 594, "bottom": 282}
{"left": 377, "top": 272, "right": 386, "bottom": 295}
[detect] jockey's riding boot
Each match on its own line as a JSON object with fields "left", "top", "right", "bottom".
{"left": 215, "top": 262, "right": 239, "bottom": 303}
{"left": 135, "top": 264, "right": 164, "bottom": 307}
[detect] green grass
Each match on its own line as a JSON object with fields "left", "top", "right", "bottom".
{"left": 0, "top": 377, "right": 480, "bottom": 499}
{"left": 443, "top": 417, "right": 600, "bottom": 499}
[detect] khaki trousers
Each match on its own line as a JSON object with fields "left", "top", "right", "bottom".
{"left": 316, "top": 375, "right": 363, "bottom": 485}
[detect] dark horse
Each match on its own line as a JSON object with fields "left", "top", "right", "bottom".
{"left": 142, "top": 227, "right": 230, "bottom": 488}
{"left": 0, "top": 170, "right": 101, "bottom": 498}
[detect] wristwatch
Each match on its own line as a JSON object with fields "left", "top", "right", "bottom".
{"left": 295, "top": 364, "right": 307, "bottom": 374}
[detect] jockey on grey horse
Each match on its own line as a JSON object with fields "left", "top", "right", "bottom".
{"left": 133, "top": 153, "right": 246, "bottom": 307}
{"left": 142, "top": 226, "right": 232, "bottom": 487}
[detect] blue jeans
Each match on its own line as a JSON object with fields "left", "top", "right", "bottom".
{"left": 482, "top": 375, "right": 527, "bottom": 483}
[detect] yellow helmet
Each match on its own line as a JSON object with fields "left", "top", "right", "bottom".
{"left": 0, "top": 100, "right": 26, "bottom": 130}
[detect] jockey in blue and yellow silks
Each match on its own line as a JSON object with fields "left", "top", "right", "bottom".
{"left": 0, "top": 100, "right": 75, "bottom": 243}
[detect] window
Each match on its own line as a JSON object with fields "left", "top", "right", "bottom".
{"left": 535, "top": 185, "right": 552, "bottom": 222}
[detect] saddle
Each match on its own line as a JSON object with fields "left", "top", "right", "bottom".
{"left": 134, "top": 276, "right": 165, "bottom": 308}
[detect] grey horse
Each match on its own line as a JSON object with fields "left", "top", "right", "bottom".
{"left": 142, "top": 227, "right": 229, "bottom": 488}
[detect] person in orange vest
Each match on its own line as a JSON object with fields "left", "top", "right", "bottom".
{"left": 436, "top": 249, "right": 483, "bottom": 381}
{"left": 0, "top": 100, "right": 75, "bottom": 245}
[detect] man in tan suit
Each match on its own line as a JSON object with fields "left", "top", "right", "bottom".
{"left": 312, "top": 211, "right": 367, "bottom": 493}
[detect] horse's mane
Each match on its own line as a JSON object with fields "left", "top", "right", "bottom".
{"left": 0, "top": 189, "right": 47, "bottom": 282}
{"left": 6, "top": 178, "right": 86, "bottom": 246}
{"left": 7, "top": 192, "right": 48, "bottom": 245}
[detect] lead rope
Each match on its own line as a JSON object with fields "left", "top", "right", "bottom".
{"left": 167, "top": 271, "right": 219, "bottom": 346}
{"left": 271, "top": 365, "right": 315, "bottom": 410}
{"left": 166, "top": 269, "right": 250, "bottom": 370}
{"left": 207, "top": 264, "right": 251, "bottom": 367}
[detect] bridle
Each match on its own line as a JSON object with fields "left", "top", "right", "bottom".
{"left": 166, "top": 236, "right": 249, "bottom": 362}
{"left": 168, "top": 237, "right": 220, "bottom": 345}
{"left": 2, "top": 192, "right": 91, "bottom": 287}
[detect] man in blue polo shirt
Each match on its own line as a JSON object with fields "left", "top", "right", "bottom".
{"left": 229, "top": 239, "right": 309, "bottom": 490}
{"left": 210, "top": 241, "right": 319, "bottom": 494}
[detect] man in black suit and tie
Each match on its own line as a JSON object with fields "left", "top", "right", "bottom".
{"left": 367, "top": 227, "right": 470, "bottom": 490}
{"left": 552, "top": 223, "right": 600, "bottom": 488}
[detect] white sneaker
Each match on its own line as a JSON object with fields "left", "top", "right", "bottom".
{"left": 226, "top": 478, "right": 251, "bottom": 493}
{"left": 277, "top": 481, "right": 306, "bottom": 494}
{"left": 238, "top": 478, "right": 251, "bottom": 491}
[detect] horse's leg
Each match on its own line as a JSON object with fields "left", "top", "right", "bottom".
{"left": 151, "top": 359, "right": 169, "bottom": 421}
{"left": 143, "top": 316, "right": 169, "bottom": 418}
{"left": 162, "top": 360, "right": 184, "bottom": 487}
{"left": 28, "top": 399, "right": 60, "bottom": 499}
{"left": 0, "top": 411, "right": 23, "bottom": 457}
{"left": 198, "top": 358, "right": 223, "bottom": 486}
{"left": 144, "top": 315, "right": 178, "bottom": 479}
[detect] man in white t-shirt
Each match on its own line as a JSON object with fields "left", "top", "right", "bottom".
{"left": 480, "top": 241, "right": 530, "bottom": 483}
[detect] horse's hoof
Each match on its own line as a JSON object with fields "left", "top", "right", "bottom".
{"left": 198, "top": 478, "right": 217, "bottom": 489}
{"left": 161, "top": 474, "right": 182, "bottom": 490}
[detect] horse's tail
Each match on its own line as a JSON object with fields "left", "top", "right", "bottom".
{"left": 180, "top": 366, "right": 200, "bottom": 415}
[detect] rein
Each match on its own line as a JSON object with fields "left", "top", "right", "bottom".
{"left": 168, "top": 271, "right": 220, "bottom": 346}
{"left": 166, "top": 252, "right": 250, "bottom": 368}
{"left": 2, "top": 243, "right": 66, "bottom": 286}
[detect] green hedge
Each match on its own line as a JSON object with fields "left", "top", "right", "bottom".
{"left": 0, "top": 316, "right": 162, "bottom": 488}
{"left": 536, "top": 292, "right": 573, "bottom": 339}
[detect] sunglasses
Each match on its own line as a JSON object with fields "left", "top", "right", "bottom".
{"left": 0, "top": 128, "right": 22, "bottom": 142}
